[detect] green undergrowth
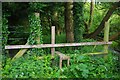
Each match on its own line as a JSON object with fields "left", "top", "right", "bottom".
{"left": 2, "top": 51, "right": 119, "bottom": 78}
{"left": 43, "top": 33, "right": 66, "bottom": 44}
{"left": 2, "top": 34, "right": 119, "bottom": 78}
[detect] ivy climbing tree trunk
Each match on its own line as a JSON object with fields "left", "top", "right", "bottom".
{"left": 27, "top": 13, "right": 43, "bottom": 56}
{"left": 73, "top": 2, "right": 84, "bottom": 43}
{"left": 12, "top": 12, "right": 43, "bottom": 60}
{"left": 85, "top": 1, "right": 120, "bottom": 38}
{"left": 64, "top": 2, "right": 74, "bottom": 43}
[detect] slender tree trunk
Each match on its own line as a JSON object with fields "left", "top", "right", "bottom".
{"left": 87, "top": 0, "right": 94, "bottom": 34}
{"left": 64, "top": 2, "right": 74, "bottom": 43}
{"left": 85, "top": 2, "right": 120, "bottom": 38}
{"left": 52, "top": 10, "right": 61, "bottom": 35}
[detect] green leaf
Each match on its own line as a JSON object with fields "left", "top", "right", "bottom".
{"left": 79, "top": 63, "right": 88, "bottom": 70}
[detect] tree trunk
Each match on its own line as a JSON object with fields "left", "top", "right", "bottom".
{"left": 73, "top": 2, "right": 84, "bottom": 43}
{"left": 52, "top": 10, "right": 61, "bottom": 35}
{"left": 12, "top": 13, "right": 43, "bottom": 60}
{"left": 87, "top": 0, "right": 94, "bottom": 34}
{"left": 85, "top": 2, "right": 120, "bottom": 38}
{"left": 64, "top": 2, "right": 74, "bottom": 43}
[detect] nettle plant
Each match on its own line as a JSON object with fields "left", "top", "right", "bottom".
{"left": 27, "top": 13, "right": 44, "bottom": 56}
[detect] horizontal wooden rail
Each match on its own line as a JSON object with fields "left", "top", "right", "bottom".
{"left": 5, "top": 42, "right": 112, "bottom": 49}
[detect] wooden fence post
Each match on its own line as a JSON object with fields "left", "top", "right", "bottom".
{"left": 51, "top": 26, "right": 55, "bottom": 56}
{"left": 104, "top": 21, "right": 110, "bottom": 54}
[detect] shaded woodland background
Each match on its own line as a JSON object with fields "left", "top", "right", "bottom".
{"left": 3, "top": 2, "right": 120, "bottom": 44}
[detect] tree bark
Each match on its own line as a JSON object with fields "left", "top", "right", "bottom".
{"left": 110, "top": 32, "right": 120, "bottom": 41}
{"left": 64, "top": 2, "right": 74, "bottom": 43}
{"left": 85, "top": 2, "right": 120, "bottom": 38}
{"left": 87, "top": 0, "right": 94, "bottom": 34}
{"left": 52, "top": 10, "right": 62, "bottom": 35}
{"left": 73, "top": 2, "right": 84, "bottom": 43}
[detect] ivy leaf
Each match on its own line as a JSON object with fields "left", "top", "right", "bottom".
{"left": 79, "top": 63, "right": 88, "bottom": 70}
{"left": 82, "top": 70, "right": 89, "bottom": 78}
{"left": 76, "top": 55, "right": 85, "bottom": 61}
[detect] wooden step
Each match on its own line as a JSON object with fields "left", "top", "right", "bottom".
{"left": 55, "top": 51, "right": 70, "bottom": 69}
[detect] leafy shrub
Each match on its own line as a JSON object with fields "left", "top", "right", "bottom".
{"left": 2, "top": 55, "right": 53, "bottom": 78}
{"left": 2, "top": 51, "right": 119, "bottom": 78}
{"left": 59, "top": 52, "right": 119, "bottom": 78}
{"left": 2, "top": 14, "right": 10, "bottom": 53}
{"left": 2, "top": 14, "right": 10, "bottom": 70}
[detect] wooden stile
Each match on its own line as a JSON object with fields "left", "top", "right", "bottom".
{"left": 5, "top": 23, "right": 112, "bottom": 61}
{"left": 55, "top": 51, "right": 70, "bottom": 69}
{"left": 5, "top": 42, "right": 112, "bottom": 49}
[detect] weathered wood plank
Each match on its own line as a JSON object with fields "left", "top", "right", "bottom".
{"left": 104, "top": 21, "right": 109, "bottom": 53}
{"left": 12, "top": 42, "right": 29, "bottom": 60}
{"left": 55, "top": 51, "right": 70, "bottom": 69}
{"left": 55, "top": 51, "right": 70, "bottom": 60}
{"left": 82, "top": 52, "right": 107, "bottom": 55}
{"left": 55, "top": 51, "right": 66, "bottom": 57}
{"left": 104, "top": 21, "right": 110, "bottom": 59}
{"left": 5, "top": 42, "right": 112, "bottom": 49}
{"left": 51, "top": 26, "right": 55, "bottom": 56}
